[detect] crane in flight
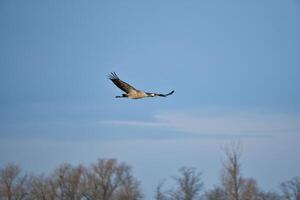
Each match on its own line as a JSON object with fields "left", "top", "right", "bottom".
{"left": 108, "top": 72, "right": 174, "bottom": 99}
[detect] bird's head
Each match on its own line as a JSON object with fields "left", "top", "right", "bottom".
{"left": 146, "top": 93, "right": 156, "bottom": 97}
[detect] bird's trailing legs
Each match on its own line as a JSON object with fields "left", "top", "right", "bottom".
{"left": 116, "top": 94, "right": 128, "bottom": 98}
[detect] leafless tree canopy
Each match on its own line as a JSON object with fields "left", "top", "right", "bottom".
{"left": 204, "top": 186, "right": 227, "bottom": 200}
{"left": 170, "top": 167, "right": 203, "bottom": 200}
{"left": 80, "top": 159, "right": 142, "bottom": 200}
{"left": 0, "top": 152, "right": 298, "bottom": 200}
{"left": 154, "top": 180, "right": 168, "bottom": 200}
{"left": 29, "top": 174, "right": 56, "bottom": 200}
{"left": 153, "top": 167, "right": 203, "bottom": 200}
{"left": 280, "top": 177, "right": 300, "bottom": 200}
{"left": 221, "top": 142, "right": 243, "bottom": 200}
{"left": 0, "top": 159, "right": 142, "bottom": 200}
{"left": 202, "top": 143, "right": 283, "bottom": 200}
{"left": 0, "top": 163, "right": 28, "bottom": 200}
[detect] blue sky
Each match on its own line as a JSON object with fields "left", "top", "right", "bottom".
{"left": 1, "top": 0, "right": 300, "bottom": 198}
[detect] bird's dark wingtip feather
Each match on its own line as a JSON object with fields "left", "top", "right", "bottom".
{"left": 108, "top": 72, "right": 119, "bottom": 80}
{"left": 167, "top": 90, "right": 175, "bottom": 95}
{"left": 157, "top": 90, "right": 175, "bottom": 97}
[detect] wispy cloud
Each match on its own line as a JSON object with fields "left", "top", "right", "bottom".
{"left": 99, "top": 120, "right": 169, "bottom": 128}
{"left": 100, "top": 110, "right": 300, "bottom": 136}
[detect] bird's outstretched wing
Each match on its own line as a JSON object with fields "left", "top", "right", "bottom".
{"left": 156, "top": 90, "right": 175, "bottom": 97}
{"left": 108, "top": 72, "right": 137, "bottom": 93}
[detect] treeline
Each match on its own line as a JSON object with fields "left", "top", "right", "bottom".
{"left": 0, "top": 146, "right": 299, "bottom": 200}
{"left": 0, "top": 159, "right": 142, "bottom": 200}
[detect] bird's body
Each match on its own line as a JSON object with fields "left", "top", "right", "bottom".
{"left": 127, "top": 90, "right": 147, "bottom": 99}
{"left": 108, "top": 72, "right": 174, "bottom": 99}
{"left": 117, "top": 90, "right": 148, "bottom": 99}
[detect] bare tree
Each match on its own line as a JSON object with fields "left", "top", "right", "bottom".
{"left": 169, "top": 167, "right": 203, "bottom": 200}
{"left": 257, "top": 191, "right": 281, "bottom": 200}
{"left": 240, "top": 178, "right": 259, "bottom": 200}
{"left": 81, "top": 159, "right": 121, "bottom": 200}
{"left": 154, "top": 180, "right": 167, "bottom": 200}
{"left": 203, "top": 186, "right": 226, "bottom": 200}
{"left": 0, "top": 163, "right": 28, "bottom": 200}
{"left": 221, "top": 142, "right": 243, "bottom": 200}
{"left": 280, "top": 177, "right": 300, "bottom": 200}
{"left": 3, "top": 156, "right": 299, "bottom": 200}
{"left": 114, "top": 164, "right": 143, "bottom": 200}
{"left": 29, "top": 174, "right": 56, "bottom": 200}
{"left": 221, "top": 143, "right": 271, "bottom": 200}
{"left": 53, "top": 163, "right": 85, "bottom": 200}
{"left": 81, "top": 159, "right": 142, "bottom": 200}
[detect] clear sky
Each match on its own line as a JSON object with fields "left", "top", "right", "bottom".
{"left": 1, "top": 0, "right": 300, "bottom": 198}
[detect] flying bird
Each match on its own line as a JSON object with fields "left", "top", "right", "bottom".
{"left": 108, "top": 72, "right": 174, "bottom": 99}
